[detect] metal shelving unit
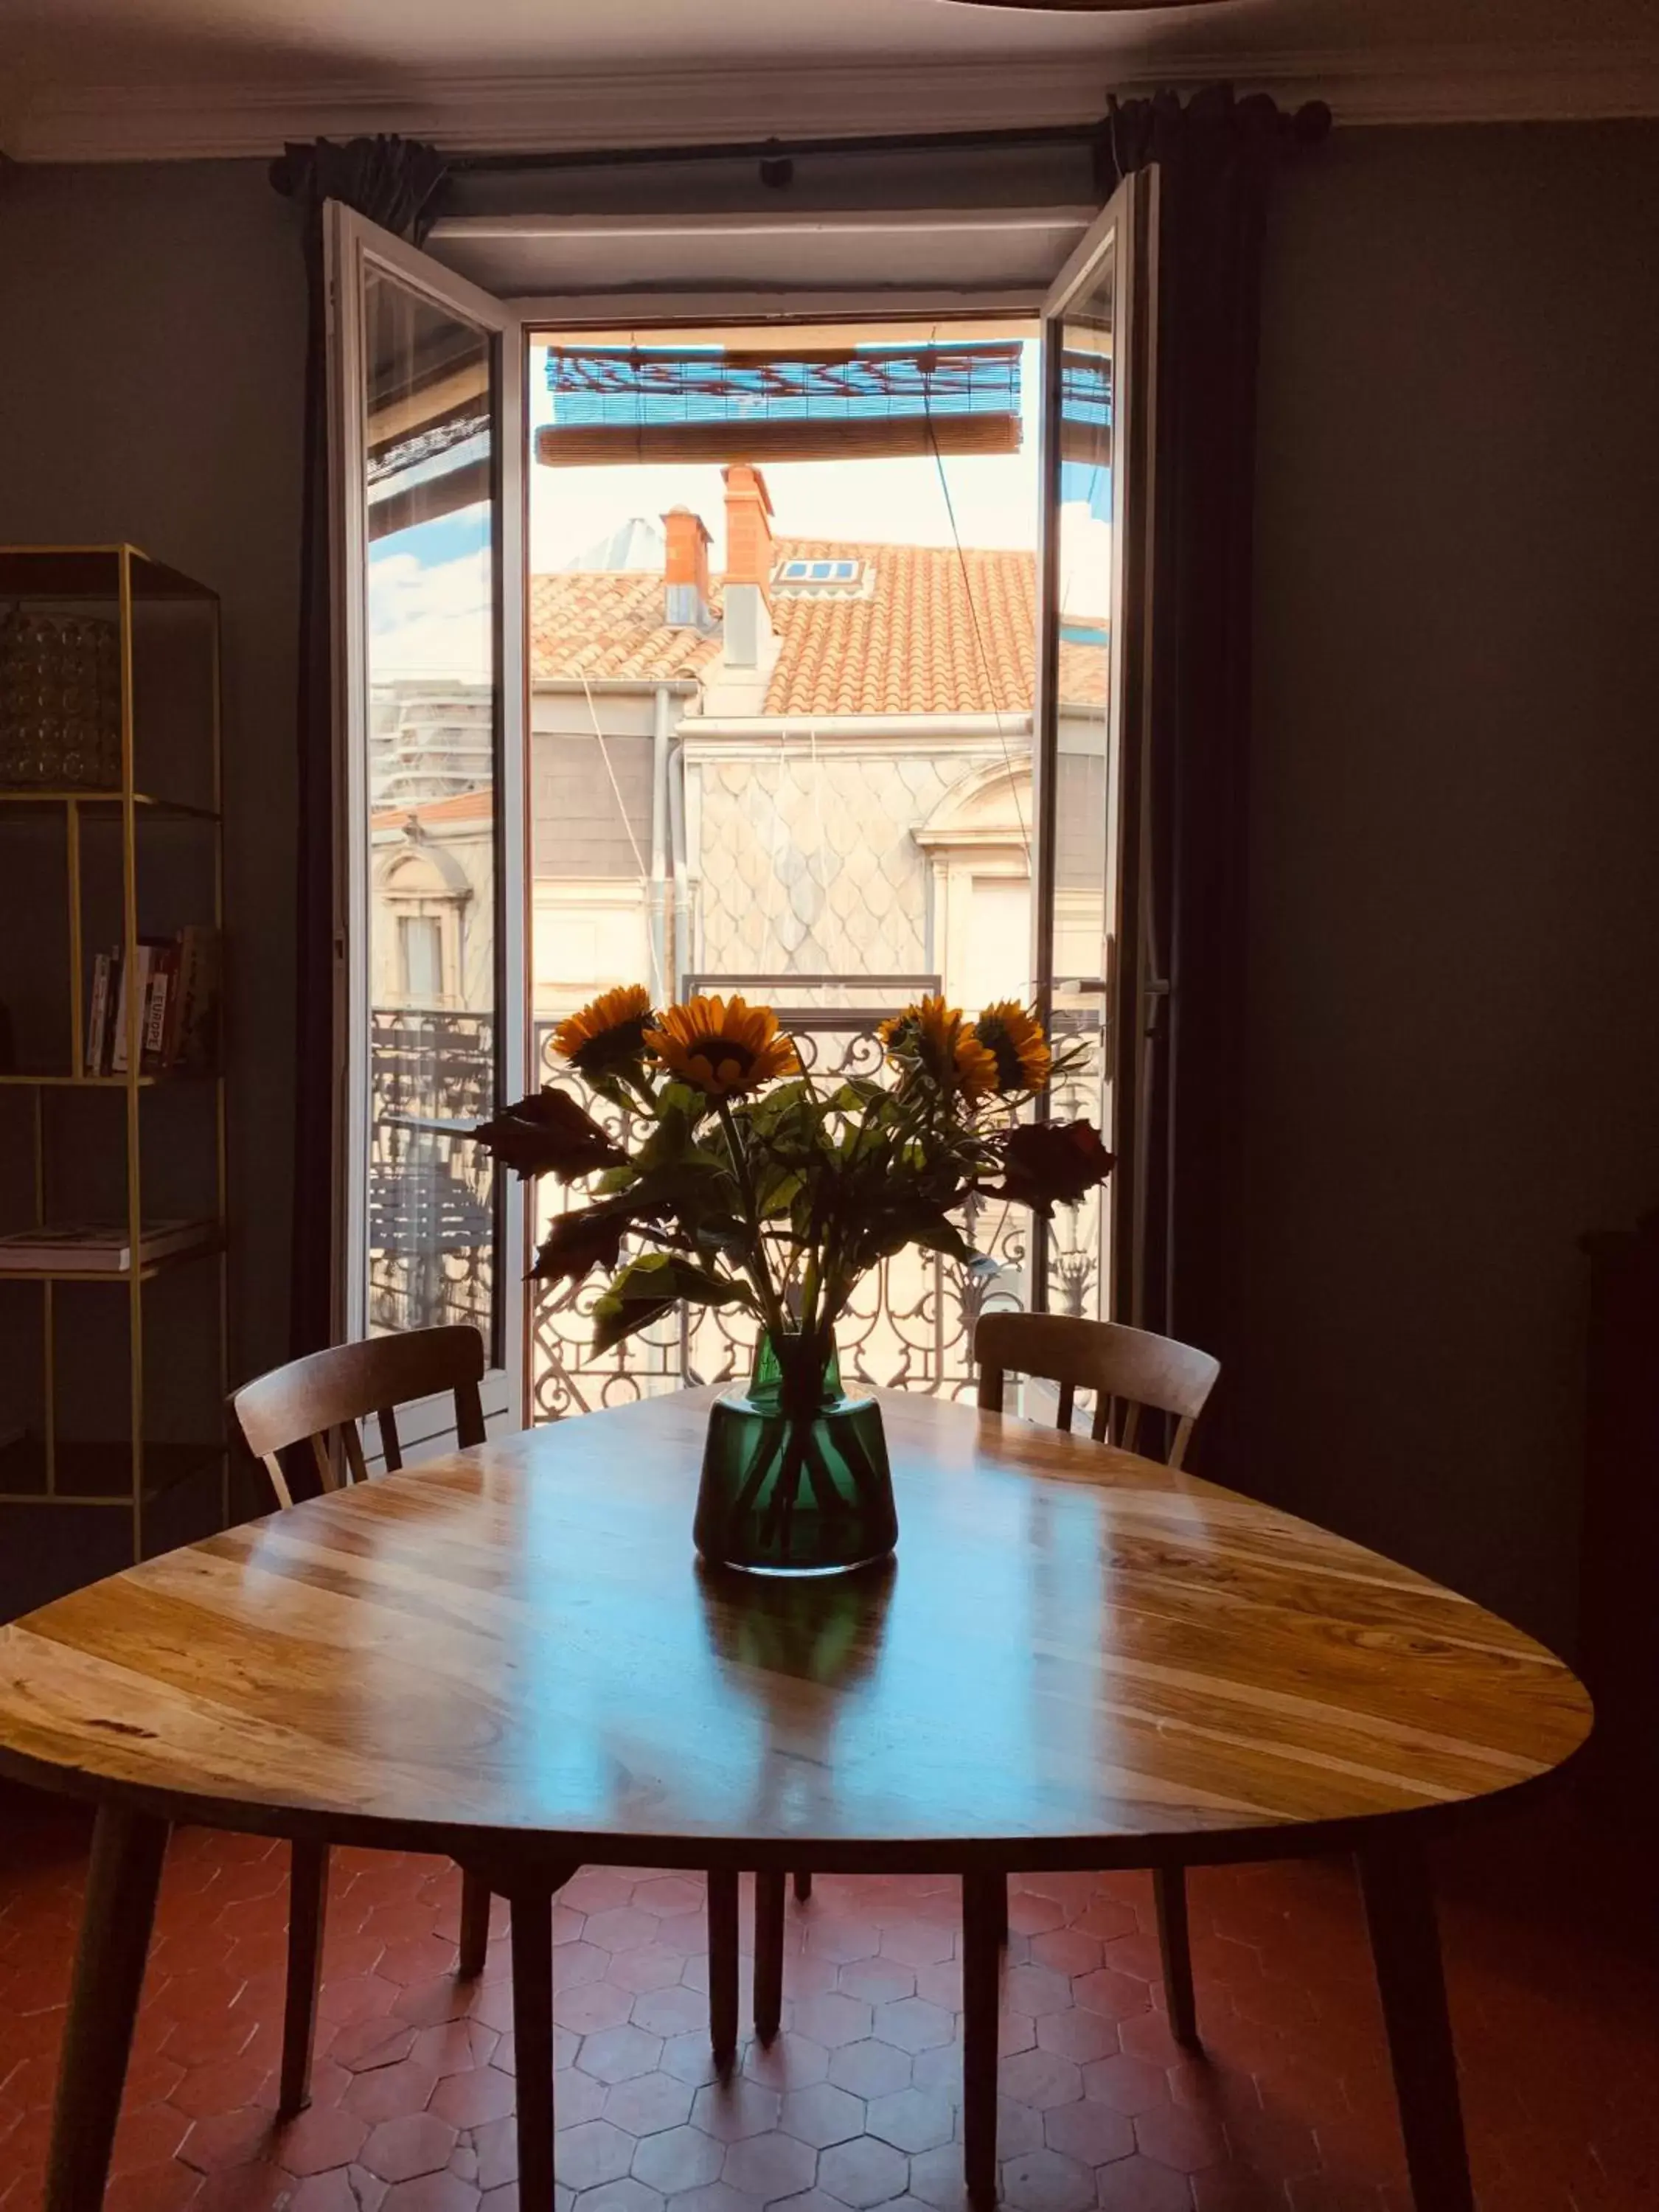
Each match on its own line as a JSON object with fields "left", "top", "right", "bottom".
{"left": 0, "top": 546, "right": 228, "bottom": 1596}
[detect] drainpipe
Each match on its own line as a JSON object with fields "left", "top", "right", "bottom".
{"left": 648, "top": 684, "right": 671, "bottom": 1003}
{"left": 668, "top": 731, "right": 692, "bottom": 999}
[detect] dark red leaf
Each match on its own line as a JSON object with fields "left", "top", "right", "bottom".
{"left": 530, "top": 1206, "right": 629, "bottom": 1286}
{"left": 992, "top": 1119, "right": 1116, "bottom": 1218}
{"left": 473, "top": 1086, "right": 625, "bottom": 1184}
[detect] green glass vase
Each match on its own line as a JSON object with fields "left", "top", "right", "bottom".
{"left": 693, "top": 1330, "right": 897, "bottom": 1575}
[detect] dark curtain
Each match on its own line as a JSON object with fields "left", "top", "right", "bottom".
{"left": 270, "top": 136, "right": 448, "bottom": 1356}
{"left": 1103, "top": 88, "right": 1328, "bottom": 1476}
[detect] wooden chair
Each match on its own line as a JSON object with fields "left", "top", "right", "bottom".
{"left": 975, "top": 1310, "right": 1222, "bottom": 2047}
{"left": 230, "top": 1325, "right": 495, "bottom": 2115}
{"left": 752, "top": 1312, "right": 1223, "bottom": 2049}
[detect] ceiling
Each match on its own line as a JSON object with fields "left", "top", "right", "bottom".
{"left": 4, "top": 0, "right": 1658, "bottom": 162}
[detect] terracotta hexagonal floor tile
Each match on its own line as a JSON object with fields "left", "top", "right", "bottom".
{"left": 1094, "top": 2154, "right": 1199, "bottom": 2210}
{"left": 742, "top": 2034, "right": 831, "bottom": 2092}
{"left": 555, "top": 1980, "right": 637, "bottom": 2037}
{"left": 865, "top": 2087, "right": 956, "bottom": 2154}
{"left": 1133, "top": 2101, "right": 1230, "bottom": 2175}
{"left": 998, "top": 2049, "right": 1083, "bottom": 2113}
{"left": 361, "top": 2110, "right": 462, "bottom": 2183}
{"left": 343, "top": 2058, "right": 442, "bottom": 2124}
{"left": 999, "top": 2148, "right": 1096, "bottom": 2212}
{"left": 661, "top": 2185, "right": 762, "bottom": 2212}
{"left": 791, "top": 1993, "right": 874, "bottom": 2050}
{"left": 380, "top": 2174, "right": 482, "bottom": 2211}
{"left": 578, "top": 2179, "right": 667, "bottom": 2212}
{"left": 836, "top": 1958, "right": 917, "bottom": 2008}
{"left": 332, "top": 2014, "right": 422, "bottom": 2073}
{"left": 802, "top": 1919, "right": 883, "bottom": 1967}
{"left": 585, "top": 1907, "right": 663, "bottom": 1955}
{"left": 1042, "top": 2096, "right": 1135, "bottom": 2168}
{"left": 817, "top": 2134, "right": 910, "bottom": 2208}
{"left": 431, "top": 2062, "right": 518, "bottom": 2128}
{"left": 105, "top": 2163, "right": 206, "bottom": 2212}
{"left": 690, "top": 2078, "right": 783, "bottom": 2143}
{"left": 180, "top": 2105, "right": 279, "bottom": 2174}
{"left": 602, "top": 2069, "right": 696, "bottom": 2138}
{"left": 272, "top": 2100, "right": 374, "bottom": 2176}
{"left": 871, "top": 1999, "right": 955, "bottom": 2056}
{"left": 558, "top": 2118, "right": 641, "bottom": 2190}
{"left": 631, "top": 2121, "right": 728, "bottom": 2193}
{"left": 721, "top": 2127, "right": 819, "bottom": 2199}
{"left": 411, "top": 2017, "right": 499, "bottom": 2076}
{"left": 1032, "top": 2007, "right": 1119, "bottom": 2067}
{"left": 630, "top": 1985, "right": 710, "bottom": 2042}
{"left": 779, "top": 2081, "right": 866, "bottom": 2150}
{"left": 578, "top": 2023, "right": 667, "bottom": 2087}
{"left": 827, "top": 2039, "right": 914, "bottom": 2101}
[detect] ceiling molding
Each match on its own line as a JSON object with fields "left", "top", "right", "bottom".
{"left": 5, "top": 41, "right": 1659, "bottom": 165}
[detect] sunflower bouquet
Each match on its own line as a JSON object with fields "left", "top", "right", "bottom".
{"left": 474, "top": 984, "right": 1113, "bottom": 1568}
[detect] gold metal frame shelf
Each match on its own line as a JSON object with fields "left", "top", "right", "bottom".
{"left": 0, "top": 546, "right": 229, "bottom": 1578}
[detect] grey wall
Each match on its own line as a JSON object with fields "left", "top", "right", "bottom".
{"left": 0, "top": 159, "right": 307, "bottom": 1381}
{"left": 1242, "top": 122, "right": 1659, "bottom": 1652}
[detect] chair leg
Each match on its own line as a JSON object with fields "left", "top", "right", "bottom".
{"left": 1358, "top": 1838, "right": 1475, "bottom": 2212}
{"left": 708, "top": 1866, "right": 740, "bottom": 2066}
{"left": 279, "top": 1839, "right": 330, "bottom": 2118}
{"left": 793, "top": 1868, "right": 813, "bottom": 1904}
{"left": 458, "top": 1865, "right": 492, "bottom": 1980}
{"left": 1152, "top": 1865, "right": 1200, "bottom": 2049}
{"left": 961, "top": 1870, "right": 1003, "bottom": 2209}
{"left": 754, "top": 1870, "right": 787, "bottom": 2045}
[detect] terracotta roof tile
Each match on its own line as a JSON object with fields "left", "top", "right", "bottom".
{"left": 528, "top": 539, "right": 1105, "bottom": 720}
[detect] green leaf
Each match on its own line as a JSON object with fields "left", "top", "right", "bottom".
{"left": 591, "top": 1293, "right": 677, "bottom": 1354}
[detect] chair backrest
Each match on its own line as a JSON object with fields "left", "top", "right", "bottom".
{"left": 974, "top": 1311, "right": 1220, "bottom": 1471}
{"left": 230, "top": 1325, "right": 486, "bottom": 1510}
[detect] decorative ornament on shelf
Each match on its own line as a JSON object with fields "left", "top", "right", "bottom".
{"left": 475, "top": 987, "right": 1113, "bottom": 1574}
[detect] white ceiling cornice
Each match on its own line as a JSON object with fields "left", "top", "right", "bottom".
{"left": 5, "top": 41, "right": 1659, "bottom": 165}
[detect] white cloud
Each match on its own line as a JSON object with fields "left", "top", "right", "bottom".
{"left": 369, "top": 544, "right": 493, "bottom": 681}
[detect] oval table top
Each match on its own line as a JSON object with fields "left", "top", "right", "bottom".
{"left": 0, "top": 1388, "right": 1592, "bottom": 1870}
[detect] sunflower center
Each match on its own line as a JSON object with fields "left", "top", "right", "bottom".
{"left": 984, "top": 1029, "right": 1026, "bottom": 1090}
{"left": 689, "top": 1034, "right": 755, "bottom": 1073}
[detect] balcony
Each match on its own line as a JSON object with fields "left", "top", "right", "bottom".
{"left": 369, "top": 991, "right": 1104, "bottom": 1413}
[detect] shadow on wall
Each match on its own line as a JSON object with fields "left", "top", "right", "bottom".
{"left": 1239, "top": 120, "right": 1659, "bottom": 1654}
{"left": 0, "top": 157, "right": 308, "bottom": 1382}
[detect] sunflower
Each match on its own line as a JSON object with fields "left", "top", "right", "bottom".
{"left": 973, "top": 1001, "right": 1052, "bottom": 1094}
{"left": 880, "top": 995, "right": 998, "bottom": 1102}
{"left": 643, "top": 994, "right": 799, "bottom": 1100}
{"left": 553, "top": 984, "right": 655, "bottom": 1076}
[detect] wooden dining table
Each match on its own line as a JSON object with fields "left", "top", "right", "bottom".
{"left": 0, "top": 1386, "right": 1592, "bottom": 2212}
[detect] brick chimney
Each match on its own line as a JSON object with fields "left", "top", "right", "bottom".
{"left": 722, "top": 462, "right": 776, "bottom": 670}
{"left": 662, "top": 506, "right": 712, "bottom": 630}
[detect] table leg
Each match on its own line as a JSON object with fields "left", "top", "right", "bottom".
{"left": 754, "top": 1869, "right": 786, "bottom": 2044}
{"left": 279, "top": 1839, "right": 330, "bottom": 2116}
{"left": 962, "top": 1869, "right": 1003, "bottom": 2209}
{"left": 458, "top": 1865, "right": 493, "bottom": 1980}
{"left": 793, "top": 1868, "right": 813, "bottom": 1903}
{"left": 511, "top": 1885, "right": 556, "bottom": 2210}
{"left": 708, "top": 1865, "right": 740, "bottom": 2065}
{"left": 44, "top": 1801, "right": 169, "bottom": 2212}
{"left": 1152, "top": 1865, "right": 1200, "bottom": 2049}
{"left": 1357, "top": 1837, "right": 1475, "bottom": 2212}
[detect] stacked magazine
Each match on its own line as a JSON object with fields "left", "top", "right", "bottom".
{"left": 84, "top": 925, "right": 218, "bottom": 1077}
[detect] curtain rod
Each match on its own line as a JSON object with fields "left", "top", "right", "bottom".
{"left": 446, "top": 119, "right": 1107, "bottom": 180}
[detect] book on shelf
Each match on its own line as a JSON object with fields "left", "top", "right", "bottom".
{"left": 0, "top": 1217, "right": 216, "bottom": 1273}
{"left": 85, "top": 926, "right": 218, "bottom": 1077}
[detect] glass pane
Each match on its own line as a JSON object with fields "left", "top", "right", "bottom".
{"left": 361, "top": 268, "right": 498, "bottom": 1341}
{"left": 525, "top": 325, "right": 1040, "bottom": 1417}
{"left": 1046, "top": 237, "right": 1116, "bottom": 1326}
